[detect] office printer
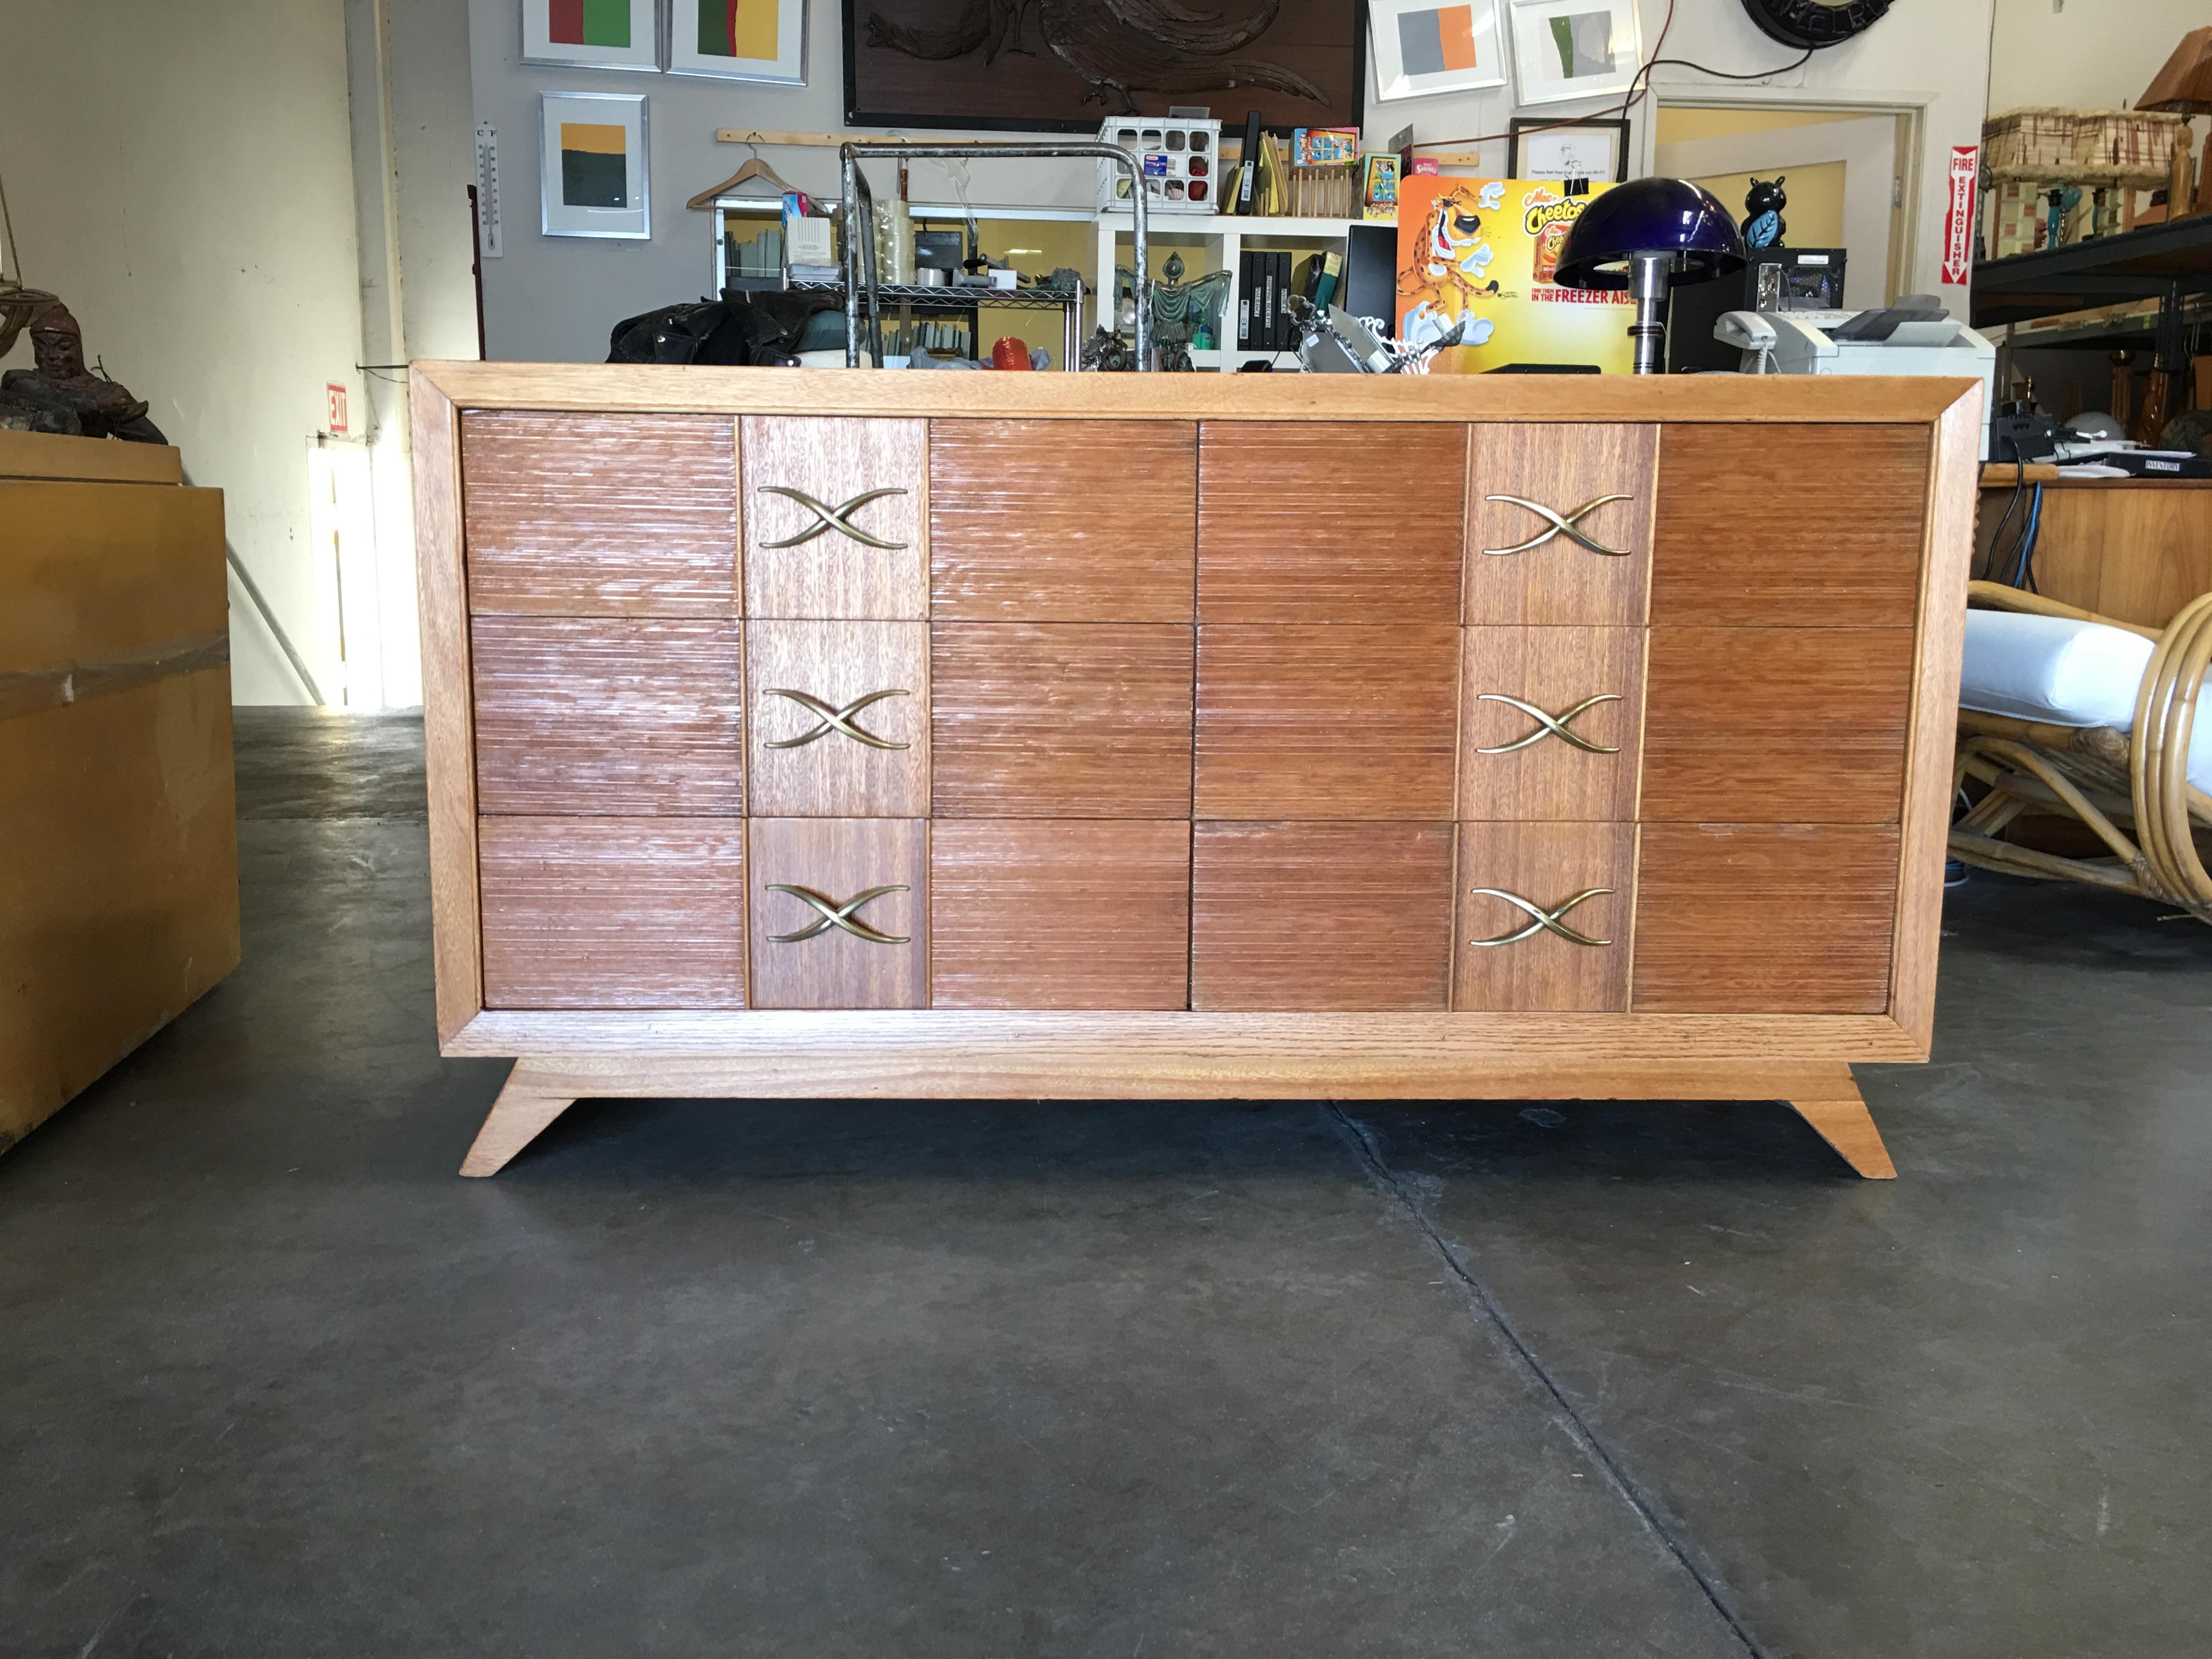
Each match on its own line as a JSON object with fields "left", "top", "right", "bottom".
{"left": 1717, "top": 298, "right": 2000, "bottom": 457}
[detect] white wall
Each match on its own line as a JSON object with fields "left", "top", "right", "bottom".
{"left": 1, "top": 1, "right": 370, "bottom": 704}
{"left": 472, "top": 0, "right": 1996, "bottom": 360}
{"left": 1989, "top": 0, "right": 2205, "bottom": 110}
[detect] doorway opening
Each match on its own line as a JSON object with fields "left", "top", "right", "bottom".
{"left": 1654, "top": 99, "right": 1925, "bottom": 310}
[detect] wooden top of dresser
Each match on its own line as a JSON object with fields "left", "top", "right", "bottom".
{"left": 414, "top": 362, "right": 1983, "bottom": 426}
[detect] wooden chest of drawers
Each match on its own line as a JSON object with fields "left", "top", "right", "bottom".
{"left": 412, "top": 366, "right": 1980, "bottom": 1178}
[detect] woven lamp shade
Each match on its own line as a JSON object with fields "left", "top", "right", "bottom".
{"left": 2140, "top": 27, "right": 2212, "bottom": 114}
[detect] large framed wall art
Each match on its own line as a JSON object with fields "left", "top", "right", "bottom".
{"left": 844, "top": 0, "right": 1364, "bottom": 132}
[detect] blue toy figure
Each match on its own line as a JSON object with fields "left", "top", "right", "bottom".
{"left": 1741, "top": 176, "right": 1787, "bottom": 249}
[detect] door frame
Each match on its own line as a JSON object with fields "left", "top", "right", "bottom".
{"left": 1647, "top": 90, "right": 1929, "bottom": 308}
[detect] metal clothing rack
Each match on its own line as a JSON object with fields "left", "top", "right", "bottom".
{"left": 838, "top": 140, "right": 1151, "bottom": 370}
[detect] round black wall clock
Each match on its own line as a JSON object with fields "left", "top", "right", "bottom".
{"left": 1740, "top": 0, "right": 1893, "bottom": 49}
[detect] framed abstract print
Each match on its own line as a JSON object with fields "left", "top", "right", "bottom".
{"left": 540, "top": 91, "right": 651, "bottom": 240}
{"left": 669, "top": 0, "right": 806, "bottom": 84}
{"left": 522, "top": 0, "right": 659, "bottom": 72}
{"left": 1507, "top": 0, "right": 1643, "bottom": 106}
{"left": 1370, "top": 0, "right": 1506, "bottom": 102}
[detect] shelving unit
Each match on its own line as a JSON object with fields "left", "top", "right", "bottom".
{"left": 1093, "top": 211, "right": 1395, "bottom": 372}
{"left": 786, "top": 279, "right": 1086, "bottom": 369}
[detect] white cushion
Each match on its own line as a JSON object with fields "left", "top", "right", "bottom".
{"left": 1960, "top": 608, "right": 2212, "bottom": 793}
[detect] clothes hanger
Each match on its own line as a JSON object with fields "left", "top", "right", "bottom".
{"left": 686, "top": 135, "right": 798, "bottom": 210}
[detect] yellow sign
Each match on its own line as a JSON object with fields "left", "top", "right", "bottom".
{"left": 1395, "top": 177, "right": 1635, "bottom": 373}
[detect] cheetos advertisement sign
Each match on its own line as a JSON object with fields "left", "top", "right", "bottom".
{"left": 1395, "top": 177, "right": 1634, "bottom": 373}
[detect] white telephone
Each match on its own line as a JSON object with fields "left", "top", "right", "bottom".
{"left": 1716, "top": 310, "right": 1778, "bottom": 373}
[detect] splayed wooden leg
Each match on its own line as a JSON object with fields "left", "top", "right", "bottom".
{"left": 460, "top": 1061, "right": 575, "bottom": 1177}
{"left": 1789, "top": 1067, "right": 1897, "bottom": 1179}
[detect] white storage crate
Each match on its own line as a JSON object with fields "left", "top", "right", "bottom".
{"left": 1097, "top": 116, "right": 1223, "bottom": 214}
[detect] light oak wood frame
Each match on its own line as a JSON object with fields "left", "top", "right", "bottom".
{"left": 411, "top": 365, "right": 1986, "bottom": 1182}
{"left": 1949, "top": 580, "right": 2212, "bottom": 924}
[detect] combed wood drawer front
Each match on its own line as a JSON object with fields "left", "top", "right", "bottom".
{"left": 930, "top": 820, "right": 1192, "bottom": 1009}
{"left": 1459, "top": 626, "right": 1644, "bottom": 821}
{"left": 471, "top": 615, "right": 743, "bottom": 816}
{"left": 1465, "top": 424, "right": 1658, "bottom": 627}
{"left": 1640, "top": 627, "right": 1914, "bottom": 823}
{"left": 460, "top": 412, "right": 738, "bottom": 615}
{"left": 1632, "top": 823, "right": 1900, "bottom": 1014}
{"left": 1453, "top": 823, "right": 1634, "bottom": 1012}
{"left": 1651, "top": 425, "right": 1929, "bottom": 628}
{"left": 1198, "top": 423, "right": 1466, "bottom": 624}
{"left": 479, "top": 817, "right": 747, "bottom": 1008}
{"left": 748, "top": 817, "right": 927, "bottom": 1009}
{"left": 746, "top": 620, "right": 929, "bottom": 817}
{"left": 1196, "top": 624, "right": 1459, "bottom": 820}
{"left": 930, "top": 420, "right": 1196, "bottom": 621}
{"left": 1192, "top": 821, "right": 1455, "bottom": 1010}
{"left": 742, "top": 416, "right": 926, "bottom": 619}
{"left": 931, "top": 623, "right": 1194, "bottom": 817}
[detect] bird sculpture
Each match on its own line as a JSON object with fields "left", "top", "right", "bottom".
{"left": 866, "top": 0, "right": 1328, "bottom": 115}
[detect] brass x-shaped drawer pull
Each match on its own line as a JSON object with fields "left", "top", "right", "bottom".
{"left": 1481, "top": 493, "right": 1632, "bottom": 558}
{"left": 1466, "top": 887, "right": 1613, "bottom": 949}
{"left": 1475, "top": 692, "right": 1622, "bottom": 755}
{"left": 755, "top": 485, "right": 910, "bottom": 549}
{"left": 767, "top": 884, "right": 911, "bottom": 945}
{"left": 763, "top": 687, "right": 911, "bottom": 751}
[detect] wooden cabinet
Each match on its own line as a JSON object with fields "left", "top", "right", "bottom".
{"left": 419, "top": 370, "right": 1980, "bottom": 1178}
{"left": 1, "top": 433, "right": 238, "bottom": 1158}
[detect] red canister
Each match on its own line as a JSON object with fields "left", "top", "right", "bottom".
{"left": 991, "top": 336, "right": 1031, "bottom": 370}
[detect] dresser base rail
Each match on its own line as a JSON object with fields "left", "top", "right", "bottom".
{"left": 458, "top": 1056, "right": 1895, "bottom": 1180}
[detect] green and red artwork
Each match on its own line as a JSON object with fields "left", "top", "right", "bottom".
{"left": 697, "top": 0, "right": 779, "bottom": 59}
{"left": 549, "top": 0, "right": 630, "bottom": 47}
{"left": 670, "top": 0, "right": 803, "bottom": 82}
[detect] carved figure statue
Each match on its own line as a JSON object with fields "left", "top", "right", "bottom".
{"left": 1741, "top": 177, "right": 1787, "bottom": 249}
{"left": 0, "top": 303, "right": 167, "bottom": 442}
{"left": 1116, "top": 250, "right": 1231, "bottom": 371}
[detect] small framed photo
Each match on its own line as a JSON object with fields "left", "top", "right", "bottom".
{"left": 668, "top": 0, "right": 805, "bottom": 84}
{"left": 1508, "top": 0, "right": 1644, "bottom": 107}
{"left": 522, "top": 0, "right": 658, "bottom": 72}
{"left": 1507, "top": 116, "right": 1630, "bottom": 182}
{"left": 1369, "top": 0, "right": 1507, "bottom": 101}
{"left": 540, "top": 91, "right": 650, "bottom": 240}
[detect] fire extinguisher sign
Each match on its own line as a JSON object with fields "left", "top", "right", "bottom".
{"left": 1942, "top": 145, "right": 1979, "bottom": 285}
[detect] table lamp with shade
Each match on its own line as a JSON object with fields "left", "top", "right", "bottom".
{"left": 2139, "top": 26, "right": 2212, "bottom": 218}
{"left": 1552, "top": 177, "right": 1747, "bottom": 374}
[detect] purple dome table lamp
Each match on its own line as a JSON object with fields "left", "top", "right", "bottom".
{"left": 1553, "top": 178, "right": 1748, "bottom": 374}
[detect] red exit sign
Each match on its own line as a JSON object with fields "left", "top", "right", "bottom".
{"left": 326, "top": 382, "right": 349, "bottom": 435}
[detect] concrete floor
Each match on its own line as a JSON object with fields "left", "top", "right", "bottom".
{"left": 3, "top": 708, "right": 2208, "bottom": 1657}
